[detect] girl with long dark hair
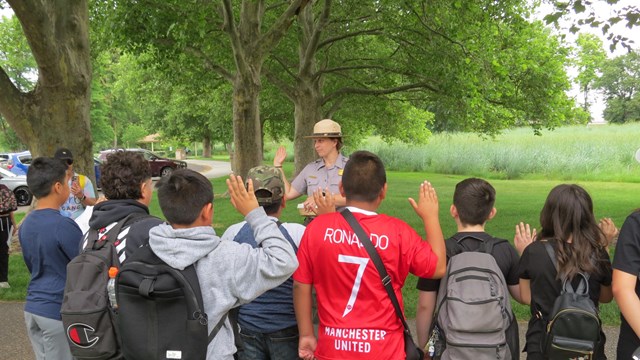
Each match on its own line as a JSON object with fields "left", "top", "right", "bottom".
{"left": 515, "top": 184, "right": 614, "bottom": 359}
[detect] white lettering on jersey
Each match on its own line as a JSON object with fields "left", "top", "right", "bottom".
{"left": 323, "top": 228, "right": 389, "bottom": 250}
{"left": 324, "top": 326, "right": 386, "bottom": 353}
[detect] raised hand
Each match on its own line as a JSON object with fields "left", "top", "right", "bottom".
{"left": 514, "top": 222, "right": 536, "bottom": 255}
{"left": 226, "top": 174, "right": 259, "bottom": 216}
{"left": 274, "top": 146, "right": 287, "bottom": 167}
{"left": 408, "top": 181, "right": 439, "bottom": 220}
{"left": 599, "top": 217, "right": 619, "bottom": 246}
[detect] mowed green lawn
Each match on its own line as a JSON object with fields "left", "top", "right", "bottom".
{"left": 3, "top": 170, "right": 637, "bottom": 325}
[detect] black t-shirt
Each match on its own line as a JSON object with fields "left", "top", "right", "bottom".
{"left": 612, "top": 211, "right": 640, "bottom": 358}
{"left": 416, "top": 232, "right": 520, "bottom": 291}
{"left": 519, "top": 239, "right": 612, "bottom": 357}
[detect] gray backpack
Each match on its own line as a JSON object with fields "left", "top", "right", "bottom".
{"left": 434, "top": 235, "right": 517, "bottom": 360}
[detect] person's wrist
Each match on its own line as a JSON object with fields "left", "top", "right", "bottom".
{"left": 78, "top": 194, "right": 86, "bottom": 201}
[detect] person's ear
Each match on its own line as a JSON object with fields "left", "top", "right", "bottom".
{"left": 280, "top": 197, "right": 286, "bottom": 210}
{"left": 450, "top": 205, "right": 458, "bottom": 218}
{"left": 139, "top": 179, "right": 153, "bottom": 205}
{"left": 379, "top": 183, "right": 388, "bottom": 201}
{"left": 339, "top": 181, "right": 346, "bottom": 198}
{"left": 53, "top": 181, "right": 64, "bottom": 195}
{"left": 488, "top": 207, "right": 497, "bottom": 220}
{"left": 201, "top": 202, "right": 213, "bottom": 224}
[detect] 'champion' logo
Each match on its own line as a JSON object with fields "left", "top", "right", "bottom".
{"left": 67, "top": 323, "right": 100, "bottom": 348}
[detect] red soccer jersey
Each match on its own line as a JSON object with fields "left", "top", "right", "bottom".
{"left": 293, "top": 208, "right": 438, "bottom": 360}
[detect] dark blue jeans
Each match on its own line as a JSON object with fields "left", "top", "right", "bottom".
{"left": 236, "top": 325, "right": 299, "bottom": 360}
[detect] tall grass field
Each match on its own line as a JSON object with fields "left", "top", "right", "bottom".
{"left": 4, "top": 123, "right": 639, "bottom": 327}
{"left": 359, "top": 123, "right": 640, "bottom": 182}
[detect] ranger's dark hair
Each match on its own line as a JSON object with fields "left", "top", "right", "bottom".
{"left": 342, "top": 151, "right": 386, "bottom": 202}
{"left": 156, "top": 169, "right": 213, "bottom": 225}
{"left": 453, "top": 178, "right": 496, "bottom": 226}
{"left": 101, "top": 151, "right": 151, "bottom": 200}
{"left": 27, "top": 157, "right": 68, "bottom": 199}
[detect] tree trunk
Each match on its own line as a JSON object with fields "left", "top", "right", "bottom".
{"left": 0, "top": 0, "right": 94, "bottom": 182}
{"left": 290, "top": 1, "right": 330, "bottom": 175}
{"left": 232, "top": 75, "right": 263, "bottom": 177}
{"left": 203, "top": 134, "right": 212, "bottom": 158}
{"left": 221, "top": 0, "right": 306, "bottom": 178}
{"left": 293, "top": 82, "right": 322, "bottom": 175}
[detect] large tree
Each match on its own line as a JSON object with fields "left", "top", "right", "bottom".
{"left": 0, "top": 1, "right": 94, "bottom": 177}
{"left": 597, "top": 51, "right": 640, "bottom": 123}
{"left": 101, "top": 0, "right": 308, "bottom": 176}
{"left": 575, "top": 33, "right": 606, "bottom": 116}
{"left": 267, "top": 0, "right": 577, "bottom": 169}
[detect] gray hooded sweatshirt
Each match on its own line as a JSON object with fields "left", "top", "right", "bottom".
{"left": 149, "top": 207, "right": 299, "bottom": 360}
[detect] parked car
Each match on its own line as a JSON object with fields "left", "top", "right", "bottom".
{"left": 0, "top": 153, "right": 10, "bottom": 169}
{"left": 0, "top": 167, "right": 33, "bottom": 206}
{"left": 7, "top": 151, "right": 32, "bottom": 176}
{"left": 99, "top": 148, "right": 187, "bottom": 177}
{"left": 6, "top": 151, "right": 102, "bottom": 188}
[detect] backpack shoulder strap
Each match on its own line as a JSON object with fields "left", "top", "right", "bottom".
{"left": 482, "top": 236, "right": 508, "bottom": 254}
{"left": 208, "top": 313, "right": 229, "bottom": 343}
{"left": 450, "top": 233, "right": 507, "bottom": 255}
{"left": 340, "top": 209, "right": 413, "bottom": 334}
{"left": 87, "top": 212, "right": 150, "bottom": 251}
{"left": 543, "top": 241, "right": 559, "bottom": 271}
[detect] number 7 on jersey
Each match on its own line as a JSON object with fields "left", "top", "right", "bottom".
{"left": 338, "top": 255, "right": 369, "bottom": 317}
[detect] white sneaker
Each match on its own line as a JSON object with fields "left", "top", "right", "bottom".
{"left": 0, "top": 282, "right": 10, "bottom": 288}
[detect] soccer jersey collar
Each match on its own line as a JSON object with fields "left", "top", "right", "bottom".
{"left": 345, "top": 206, "right": 377, "bottom": 216}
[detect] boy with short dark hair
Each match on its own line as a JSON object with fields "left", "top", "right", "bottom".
{"left": 20, "top": 157, "right": 83, "bottom": 360}
{"left": 293, "top": 150, "right": 446, "bottom": 360}
{"left": 222, "top": 166, "right": 305, "bottom": 360}
{"left": 414, "top": 177, "right": 522, "bottom": 349}
{"left": 149, "top": 169, "right": 299, "bottom": 360}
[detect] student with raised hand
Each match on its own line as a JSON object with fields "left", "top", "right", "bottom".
{"left": 222, "top": 165, "right": 305, "bottom": 360}
{"left": 293, "top": 150, "right": 445, "bottom": 360}
{"left": 515, "top": 184, "right": 613, "bottom": 360}
{"left": 149, "top": 169, "right": 299, "bottom": 360}
{"left": 612, "top": 210, "right": 640, "bottom": 358}
{"left": 414, "top": 178, "right": 522, "bottom": 358}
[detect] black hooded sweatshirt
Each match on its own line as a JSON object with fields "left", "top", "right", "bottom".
{"left": 85, "top": 199, "right": 163, "bottom": 263}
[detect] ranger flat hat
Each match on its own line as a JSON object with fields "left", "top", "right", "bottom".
{"left": 304, "top": 119, "right": 343, "bottom": 138}
{"left": 246, "top": 165, "right": 284, "bottom": 206}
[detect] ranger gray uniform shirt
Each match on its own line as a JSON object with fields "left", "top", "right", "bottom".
{"left": 291, "top": 153, "right": 348, "bottom": 196}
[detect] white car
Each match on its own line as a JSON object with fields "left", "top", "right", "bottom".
{"left": 0, "top": 167, "right": 32, "bottom": 206}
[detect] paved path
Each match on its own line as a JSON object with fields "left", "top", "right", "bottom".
{"left": 184, "top": 159, "right": 232, "bottom": 179}
{"left": 0, "top": 299, "right": 619, "bottom": 360}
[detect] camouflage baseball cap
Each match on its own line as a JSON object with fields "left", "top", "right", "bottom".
{"left": 246, "top": 166, "right": 284, "bottom": 206}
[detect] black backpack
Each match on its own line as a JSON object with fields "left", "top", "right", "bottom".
{"left": 116, "top": 242, "right": 226, "bottom": 360}
{"left": 61, "top": 213, "right": 147, "bottom": 360}
{"left": 541, "top": 242, "right": 601, "bottom": 359}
